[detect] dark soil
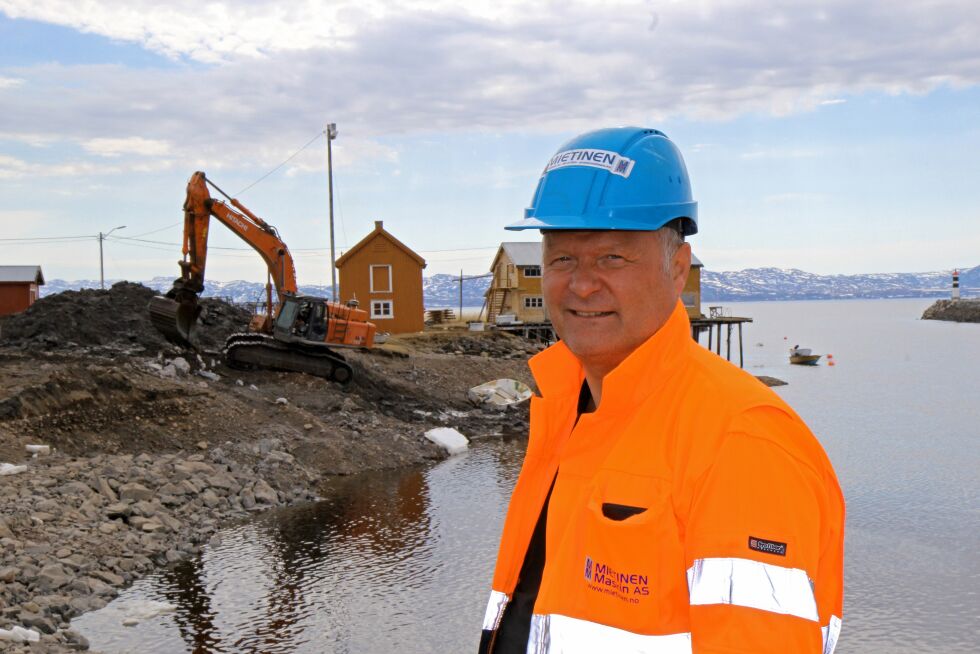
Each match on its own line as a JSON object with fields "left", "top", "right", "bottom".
{"left": 0, "top": 282, "right": 536, "bottom": 476}
{"left": 0, "top": 282, "right": 252, "bottom": 354}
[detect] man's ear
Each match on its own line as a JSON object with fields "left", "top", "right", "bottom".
{"left": 672, "top": 242, "right": 692, "bottom": 295}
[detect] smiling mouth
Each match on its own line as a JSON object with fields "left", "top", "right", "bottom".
{"left": 568, "top": 310, "right": 614, "bottom": 318}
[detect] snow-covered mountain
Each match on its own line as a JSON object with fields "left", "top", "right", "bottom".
{"left": 701, "top": 265, "right": 978, "bottom": 301}
{"left": 39, "top": 265, "right": 977, "bottom": 304}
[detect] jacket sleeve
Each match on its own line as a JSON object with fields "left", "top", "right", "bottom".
{"left": 684, "top": 405, "right": 844, "bottom": 654}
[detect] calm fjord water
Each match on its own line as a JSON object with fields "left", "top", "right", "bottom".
{"left": 75, "top": 298, "right": 980, "bottom": 653}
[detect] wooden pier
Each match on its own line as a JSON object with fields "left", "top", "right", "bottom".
{"left": 690, "top": 306, "right": 752, "bottom": 368}
{"left": 490, "top": 306, "right": 752, "bottom": 368}
{"left": 493, "top": 321, "right": 556, "bottom": 343}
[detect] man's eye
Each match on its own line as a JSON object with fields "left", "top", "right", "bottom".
{"left": 549, "top": 256, "right": 573, "bottom": 266}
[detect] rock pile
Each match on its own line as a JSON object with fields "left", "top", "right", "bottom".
{"left": 400, "top": 332, "right": 546, "bottom": 358}
{"left": 0, "top": 282, "right": 251, "bottom": 354}
{"left": 0, "top": 444, "right": 317, "bottom": 651}
{"left": 921, "top": 299, "right": 980, "bottom": 323}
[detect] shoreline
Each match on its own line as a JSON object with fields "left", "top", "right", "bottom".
{"left": 0, "top": 439, "right": 331, "bottom": 651}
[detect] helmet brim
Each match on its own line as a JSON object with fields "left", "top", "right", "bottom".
{"left": 507, "top": 202, "right": 698, "bottom": 236}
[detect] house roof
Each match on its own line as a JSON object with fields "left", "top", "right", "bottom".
{"left": 335, "top": 221, "right": 426, "bottom": 268}
{"left": 0, "top": 265, "right": 45, "bottom": 285}
{"left": 502, "top": 242, "right": 543, "bottom": 267}
{"left": 492, "top": 241, "right": 704, "bottom": 268}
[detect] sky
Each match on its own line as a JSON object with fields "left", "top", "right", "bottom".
{"left": 1, "top": 0, "right": 978, "bottom": 286}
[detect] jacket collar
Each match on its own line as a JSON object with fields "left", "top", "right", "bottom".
{"left": 529, "top": 300, "right": 693, "bottom": 413}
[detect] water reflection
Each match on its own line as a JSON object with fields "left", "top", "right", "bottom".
{"left": 156, "top": 558, "right": 217, "bottom": 653}
{"left": 74, "top": 444, "right": 516, "bottom": 653}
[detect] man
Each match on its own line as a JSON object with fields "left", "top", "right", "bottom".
{"left": 478, "top": 127, "right": 844, "bottom": 653}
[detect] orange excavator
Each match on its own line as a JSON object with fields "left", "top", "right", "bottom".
{"left": 148, "top": 171, "right": 375, "bottom": 384}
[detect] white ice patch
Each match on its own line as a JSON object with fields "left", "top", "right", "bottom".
{"left": 424, "top": 427, "right": 469, "bottom": 455}
{"left": 0, "top": 463, "right": 27, "bottom": 476}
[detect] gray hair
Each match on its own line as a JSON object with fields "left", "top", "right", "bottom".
{"left": 658, "top": 221, "right": 685, "bottom": 276}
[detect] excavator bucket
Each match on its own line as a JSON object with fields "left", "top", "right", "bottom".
{"left": 148, "top": 295, "right": 201, "bottom": 348}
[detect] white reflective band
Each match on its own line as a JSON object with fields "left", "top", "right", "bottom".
{"left": 526, "top": 613, "right": 692, "bottom": 654}
{"left": 687, "top": 557, "right": 819, "bottom": 622}
{"left": 822, "top": 615, "right": 842, "bottom": 654}
{"left": 482, "top": 590, "right": 509, "bottom": 631}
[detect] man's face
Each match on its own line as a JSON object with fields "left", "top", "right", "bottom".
{"left": 542, "top": 229, "right": 691, "bottom": 378}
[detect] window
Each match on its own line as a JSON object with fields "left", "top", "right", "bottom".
{"left": 523, "top": 265, "right": 541, "bottom": 278}
{"left": 523, "top": 296, "right": 544, "bottom": 309}
{"left": 682, "top": 292, "right": 698, "bottom": 307}
{"left": 371, "top": 300, "right": 393, "bottom": 319}
{"left": 370, "top": 264, "right": 392, "bottom": 293}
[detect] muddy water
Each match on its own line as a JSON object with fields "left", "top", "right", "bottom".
{"left": 74, "top": 299, "right": 979, "bottom": 653}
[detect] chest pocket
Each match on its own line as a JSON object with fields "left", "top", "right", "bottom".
{"left": 560, "top": 471, "right": 689, "bottom": 631}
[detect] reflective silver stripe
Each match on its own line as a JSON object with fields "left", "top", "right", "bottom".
{"left": 526, "top": 613, "right": 693, "bottom": 654}
{"left": 822, "top": 615, "right": 842, "bottom": 654}
{"left": 687, "top": 557, "right": 819, "bottom": 622}
{"left": 482, "top": 590, "right": 510, "bottom": 631}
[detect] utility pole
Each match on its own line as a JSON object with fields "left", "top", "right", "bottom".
{"left": 98, "top": 225, "right": 126, "bottom": 289}
{"left": 326, "top": 123, "right": 338, "bottom": 302}
{"left": 459, "top": 269, "right": 464, "bottom": 321}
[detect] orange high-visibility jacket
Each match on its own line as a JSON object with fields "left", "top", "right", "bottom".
{"left": 480, "top": 302, "right": 844, "bottom": 653}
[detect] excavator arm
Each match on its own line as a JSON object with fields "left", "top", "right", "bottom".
{"left": 149, "top": 171, "right": 299, "bottom": 346}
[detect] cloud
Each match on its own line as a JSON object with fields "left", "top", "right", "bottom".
{"left": 0, "top": 131, "right": 59, "bottom": 147}
{"left": 0, "top": 0, "right": 978, "bottom": 176}
{"left": 0, "top": 75, "right": 24, "bottom": 88}
{"left": 819, "top": 98, "right": 847, "bottom": 105}
{"left": 82, "top": 137, "right": 172, "bottom": 157}
{"left": 0, "top": 153, "right": 173, "bottom": 178}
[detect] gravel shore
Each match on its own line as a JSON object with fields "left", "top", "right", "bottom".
{"left": 0, "top": 438, "right": 324, "bottom": 651}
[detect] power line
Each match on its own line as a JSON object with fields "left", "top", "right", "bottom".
{"left": 235, "top": 131, "right": 326, "bottom": 196}
{"left": 0, "top": 235, "right": 94, "bottom": 242}
{"left": 127, "top": 221, "right": 181, "bottom": 238}
{"left": 107, "top": 234, "right": 504, "bottom": 255}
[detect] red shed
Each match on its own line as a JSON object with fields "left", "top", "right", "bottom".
{"left": 0, "top": 266, "right": 45, "bottom": 316}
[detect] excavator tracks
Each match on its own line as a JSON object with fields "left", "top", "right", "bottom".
{"left": 223, "top": 334, "right": 353, "bottom": 384}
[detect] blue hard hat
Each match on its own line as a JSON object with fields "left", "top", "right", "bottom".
{"left": 507, "top": 127, "right": 698, "bottom": 235}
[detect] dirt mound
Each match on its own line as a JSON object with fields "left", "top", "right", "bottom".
{"left": 0, "top": 282, "right": 251, "bottom": 355}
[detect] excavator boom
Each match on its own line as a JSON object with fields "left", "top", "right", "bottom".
{"left": 149, "top": 172, "right": 298, "bottom": 346}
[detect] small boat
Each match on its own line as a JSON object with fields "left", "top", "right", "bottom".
{"left": 789, "top": 345, "right": 821, "bottom": 365}
{"left": 467, "top": 378, "right": 533, "bottom": 407}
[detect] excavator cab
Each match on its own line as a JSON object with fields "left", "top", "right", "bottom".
{"left": 273, "top": 295, "right": 376, "bottom": 348}
{"left": 274, "top": 296, "right": 330, "bottom": 344}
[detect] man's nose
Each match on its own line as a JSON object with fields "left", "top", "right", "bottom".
{"left": 567, "top": 262, "right": 602, "bottom": 298}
